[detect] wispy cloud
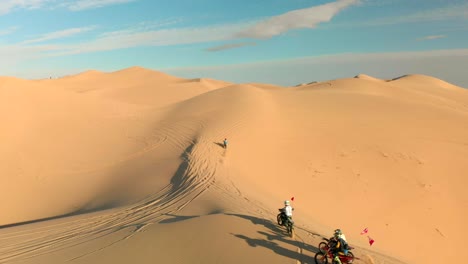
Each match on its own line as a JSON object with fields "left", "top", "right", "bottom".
{"left": 403, "top": 2, "right": 468, "bottom": 22}
{"left": 0, "top": 26, "right": 18, "bottom": 36}
{"left": 351, "top": 2, "right": 468, "bottom": 27}
{"left": 236, "top": 0, "right": 360, "bottom": 39}
{"left": 55, "top": 23, "right": 250, "bottom": 55}
{"left": 0, "top": 43, "right": 61, "bottom": 66}
{"left": 204, "top": 0, "right": 359, "bottom": 51}
{"left": 65, "top": 0, "right": 137, "bottom": 11}
{"left": 0, "top": 0, "right": 136, "bottom": 14}
{"left": 22, "top": 26, "right": 96, "bottom": 44}
{"left": 0, "top": 0, "right": 52, "bottom": 15}
{"left": 205, "top": 42, "right": 256, "bottom": 52}
{"left": 0, "top": 22, "right": 243, "bottom": 60}
{"left": 418, "top": 35, "right": 447, "bottom": 41}
{"left": 0, "top": 21, "right": 250, "bottom": 64}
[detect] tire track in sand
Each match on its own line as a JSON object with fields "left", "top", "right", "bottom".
{"left": 0, "top": 119, "right": 216, "bottom": 263}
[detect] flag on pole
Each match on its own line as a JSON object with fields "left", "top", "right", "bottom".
{"left": 360, "top": 227, "right": 368, "bottom": 235}
{"left": 368, "top": 236, "right": 375, "bottom": 246}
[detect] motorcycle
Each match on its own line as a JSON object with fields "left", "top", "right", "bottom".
{"left": 315, "top": 238, "right": 356, "bottom": 264}
{"left": 276, "top": 208, "right": 294, "bottom": 237}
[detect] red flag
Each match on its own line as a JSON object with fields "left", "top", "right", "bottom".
{"left": 360, "top": 227, "right": 368, "bottom": 235}
{"left": 291, "top": 197, "right": 295, "bottom": 201}
{"left": 368, "top": 236, "right": 375, "bottom": 246}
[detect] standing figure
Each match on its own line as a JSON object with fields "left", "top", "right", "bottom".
{"left": 223, "top": 138, "right": 228, "bottom": 149}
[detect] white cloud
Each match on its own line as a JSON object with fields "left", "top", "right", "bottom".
{"left": 22, "top": 26, "right": 96, "bottom": 44}
{"left": 48, "top": 22, "right": 248, "bottom": 56}
{"left": 404, "top": 2, "right": 468, "bottom": 22}
{"left": 205, "top": 42, "right": 256, "bottom": 52}
{"left": 0, "top": 43, "right": 61, "bottom": 66}
{"left": 418, "top": 35, "right": 447, "bottom": 41}
{"left": 0, "top": 0, "right": 136, "bottom": 14}
{"left": 351, "top": 2, "right": 468, "bottom": 27}
{"left": 66, "top": 0, "right": 136, "bottom": 11}
{"left": 0, "top": 26, "right": 18, "bottom": 36}
{"left": 0, "top": 0, "right": 52, "bottom": 15}
{"left": 0, "top": 19, "right": 250, "bottom": 65}
{"left": 0, "top": 21, "right": 251, "bottom": 65}
{"left": 204, "top": 0, "right": 360, "bottom": 51}
{"left": 236, "top": 0, "right": 360, "bottom": 39}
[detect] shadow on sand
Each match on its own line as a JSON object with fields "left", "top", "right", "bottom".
{"left": 227, "top": 213, "right": 319, "bottom": 264}
{"left": 0, "top": 143, "right": 198, "bottom": 230}
{"left": 159, "top": 213, "right": 200, "bottom": 224}
{"left": 213, "top": 142, "right": 226, "bottom": 149}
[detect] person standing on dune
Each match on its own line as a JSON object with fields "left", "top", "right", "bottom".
{"left": 223, "top": 138, "right": 228, "bottom": 149}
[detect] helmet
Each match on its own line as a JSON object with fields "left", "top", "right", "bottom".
{"left": 284, "top": 200, "right": 290, "bottom": 206}
{"left": 334, "top": 229, "right": 342, "bottom": 238}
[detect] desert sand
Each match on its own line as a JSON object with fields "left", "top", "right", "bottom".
{"left": 0, "top": 67, "right": 466, "bottom": 264}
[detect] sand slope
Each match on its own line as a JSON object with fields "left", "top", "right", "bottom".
{"left": 0, "top": 69, "right": 466, "bottom": 264}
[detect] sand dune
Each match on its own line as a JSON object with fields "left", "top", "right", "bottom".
{"left": 0, "top": 67, "right": 466, "bottom": 264}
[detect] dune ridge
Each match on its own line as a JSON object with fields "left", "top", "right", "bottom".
{"left": 0, "top": 67, "right": 466, "bottom": 264}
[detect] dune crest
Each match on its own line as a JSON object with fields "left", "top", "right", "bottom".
{"left": 390, "top": 74, "right": 465, "bottom": 90}
{"left": 354, "top": 73, "right": 384, "bottom": 82}
{"left": 185, "top": 77, "right": 233, "bottom": 90}
{"left": 60, "top": 69, "right": 105, "bottom": 80}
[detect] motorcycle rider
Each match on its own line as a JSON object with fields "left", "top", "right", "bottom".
{"left": 280, "top": 200, "right": 293, "bottom": 225}
{"left": 330, "top": 230, "right": 348, "bottom": 264}
{"left": 334, "top": 229, "right": 347, "bottom": 244}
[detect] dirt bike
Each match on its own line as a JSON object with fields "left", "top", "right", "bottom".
{"left": 314, "top": 238, "right": 356, "bottom": 264}
{"left": 318, "top": 238, "right": 332, "bottom": 254}
{"left": 277, "top": 208, "right": 294, "bottom": 237}
{"left": 318, "top": 237, "right": 355, "bottom": 253}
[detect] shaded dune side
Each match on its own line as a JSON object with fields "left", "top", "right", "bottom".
{"left": 0, "top": 83, "right": 286, "bottom": 263}
{"left": 0, "top": 79, "right": 167, "bottom": 225}
{"left": 0, "top": 68, "right": 237, "bottom": 226}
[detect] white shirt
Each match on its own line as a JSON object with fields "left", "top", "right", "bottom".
{"left": 339, "top": 234, "right": 347, "bottom": 242}
{"left": 284, "top": 205, "right": 293, "bottom": 217}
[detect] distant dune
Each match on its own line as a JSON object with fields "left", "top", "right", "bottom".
{"left": 0, "top": 67, "right": 466, "bottom": 264}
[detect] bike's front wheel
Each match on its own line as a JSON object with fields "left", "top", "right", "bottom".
{"left": 314, "top": 252, "right": 328, "bottom": 264}
{"left": 318, "top": 242, "right": 328, "bottom": 254}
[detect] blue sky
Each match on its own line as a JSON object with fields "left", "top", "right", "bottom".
{"left": 1, "top": 0, "right": 467, "bottom": 87}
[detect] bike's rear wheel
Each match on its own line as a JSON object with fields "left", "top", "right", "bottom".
{"left": 288, "top": 224, "right": 294, "bottom": 238}
{"left": 343, "top": 252, "right": 354, "bottom": 264}
{"left": 318, "top": 242, "right": 328, "bottom": 254}
{"left": 314, "top": 252, "right": 328, "bottom": 264}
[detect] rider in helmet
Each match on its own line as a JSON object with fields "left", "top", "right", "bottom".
{"left": 331, "top": 230, "right": 348, "bottom": 264}
{"left": 334, "top": 229, "right": 347, "bottom": 243}
{"left": 281, "top": 200, "right": 293, "bottom": 224}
